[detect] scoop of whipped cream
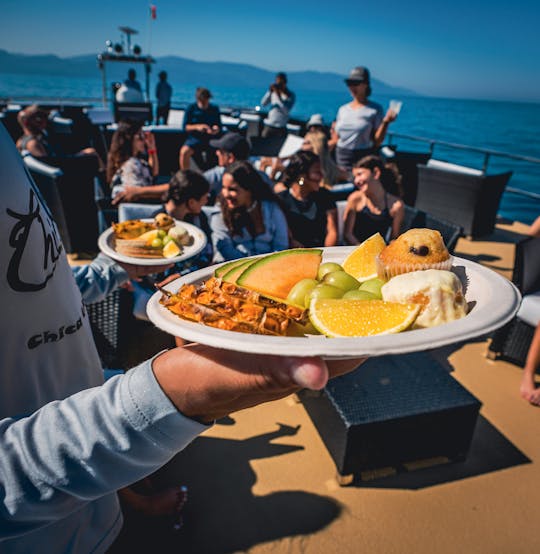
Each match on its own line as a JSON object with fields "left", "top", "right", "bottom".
{"left": 381, "top": 269, "right": 467, "bottom": 328}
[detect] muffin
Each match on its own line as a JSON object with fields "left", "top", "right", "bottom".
{"left": 381, "top": 269, "right": 467, "bottom": 329}
{"left": 376, "top": 228, "right": 452, "bottom": 280}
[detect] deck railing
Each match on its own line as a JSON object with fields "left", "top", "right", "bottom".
{"left": 386, "top": 131, "right": 540, "bottom": 204}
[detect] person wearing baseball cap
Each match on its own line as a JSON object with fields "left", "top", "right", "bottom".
{"left": 203, "top": 132, "right": 272, "bottom": 202}
{"left": 334, "top": 66, "right": 397, "bottom": 171}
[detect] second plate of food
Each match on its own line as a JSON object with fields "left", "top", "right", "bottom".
{"left": 98, "top": 218, "right": 208, "bottom": 266}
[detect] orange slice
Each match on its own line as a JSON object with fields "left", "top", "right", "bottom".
{"left": 308, "top": 298, "right": 420, "bottom": 338}
{"left": 342, "top": 232, "right": 386, "bottom": 282}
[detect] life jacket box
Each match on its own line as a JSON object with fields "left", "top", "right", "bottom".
{"left": 299, "top": 351, "right": 481, "bottom": 484}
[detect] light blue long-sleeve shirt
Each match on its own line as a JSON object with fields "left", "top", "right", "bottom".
{"left": 210, "top": 200, "right": 289, "bottom": 263}
{"left": 0, "top": 126, "right": 208, "bottom": 553}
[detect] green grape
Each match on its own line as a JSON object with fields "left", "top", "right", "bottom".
{"left": 151, "top": 238, "right": 163, "bottom": 248}
{"left": 286, "top": 278, "right": 319, "bottom": 308}
{"left": 359, "top": 278, "right": 385, "bottom": 299}
{"left": 157, "top": 229, "right": 167, "bottom": 239}
{"left": 342, "top": 289, "right": 377, "bottom": 300}
{"left": 162, "top": 235, "right": 173, "bottom": 245}
{"left": 323, "top": 270, "right": 361, "bottom": 291}
{"left": 317, "top": 262, "right": 343, "bottom": 281}
{"left": 308, "top": 284, "right": 344, "bottom": 303}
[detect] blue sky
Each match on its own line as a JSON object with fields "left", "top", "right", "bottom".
{"left": 2, "top": 0, "right": 539, "bottom": 101}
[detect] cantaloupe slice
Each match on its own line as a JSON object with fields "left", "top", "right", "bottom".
{"left": 215, "top": 258, "right": 249, "bottom": 278}
{"left": 222, "top": 258, "right": 259, "bottom": 283}
{"left": 236, "top": 249, "right": 322, "bottom": 300}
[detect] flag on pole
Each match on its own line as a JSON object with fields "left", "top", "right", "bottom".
{"left": 150, "top": 4, "right": 157, "bottom": 20}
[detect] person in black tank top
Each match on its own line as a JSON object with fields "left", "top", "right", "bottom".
{"left": 278, "top": 151, "right": 339, "bottom": 248}
{"left": 343, "top": 155, "right": 405, "bottom": 245}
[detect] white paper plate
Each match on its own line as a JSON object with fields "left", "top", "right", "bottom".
{"left": 98, "top": 219, "right": 207, "bottom": 266}
{"left": 146, "top": 247, "right": 521, "bottom": 359}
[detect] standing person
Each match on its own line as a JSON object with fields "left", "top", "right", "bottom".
{"left": 334, "top": 66, "right": 398, "bottom": 172}
{"left": 343, "top": 155, "right": 404, "bottom": 245}
{"left": 107, "top": 120, "right": 162, "bottom": 203}
{"left": 211, "top": 160, "right": 289, "bottom": 262}
{"left": 278, "top": 151, "right": 338, "bottom": 248}
{"left": 0, "top": 124, "right": 361, "bottom": 552}
{"left": 179, "top": 87, "right": 221, "bottom": 171}
{"left": 155, "top": 70, "right": 173, "bottom": 125}
{"left": 260, "top": 72, "right": 296, "bottom": 137}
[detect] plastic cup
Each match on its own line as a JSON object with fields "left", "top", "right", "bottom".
{"left": 389, "top": 100, "right": 403, "bottom": 115}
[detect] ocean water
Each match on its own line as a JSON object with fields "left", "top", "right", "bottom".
{"left": 2, "top": 72, "right": 539, "bottom": 224}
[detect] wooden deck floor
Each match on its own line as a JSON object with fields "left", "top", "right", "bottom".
{"left": 109, "top": 220, "right": 540, "bottom": 554}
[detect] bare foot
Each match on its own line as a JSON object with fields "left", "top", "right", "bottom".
{"left": 119, "top": 484, "right": 188, "bottom": 517}
{"left": 520, "top": 375, "right": 540, "bottom": 406}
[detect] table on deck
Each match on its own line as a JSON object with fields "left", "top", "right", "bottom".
{"left": 299, "top": 351, "right": 481, "bottom": 484}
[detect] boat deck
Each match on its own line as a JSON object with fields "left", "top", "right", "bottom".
{"left": 109, "top": 220, "right": 540, "bottom": 554}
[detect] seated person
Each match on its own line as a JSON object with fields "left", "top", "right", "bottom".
{"left": 107, "top": 120, "right": 164, "bottom": 204}
{"left": 520, "top": 321, "right": 540, "bottom": 406}
{"left": 305, "top": 113, "right": 326, "bottom": 134}
{"left": 16, "top": 104, "right": 103, "bottom": 168}
{"left": 120, "top": 170, "right": 214, "bottom": 321}
{"left": 203, "top": 132, "right": 272, "bottom": 203}
{"left": 300, "top": 130, "right": 349, "bottom": 188}
{"left": 343, "top": 155, "right": 404, "bottom": 245}
{"left": 277, "top": 151, "right": 338, "bottom": 248}
{"left": 179, "top": 87, "right": 221, "bottom": 170}
{"left": 528, "top": 215, "right": 540, "bottom": 237}
{"left": 210, "top": 160, "right": 289, "bottom": 262}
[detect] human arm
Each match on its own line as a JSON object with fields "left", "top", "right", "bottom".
{"left": 20, "top": 138, "right": 48, "bottom": 158}
{"left": 373, "top": 109, "right": 397, "bottom": 148}
{"left": 324, "top": 207, "right": 339, "bottom": 247}
{"left": 72, "top": 254, "right": 172, "bottom": 304}
{"left": 112, "top": 183, "right": 169, "bottom": 204}
{"left": 389, "top": 198, "right": 405, "bottom": 240}
{"left": 260, "top": 90, "right": 272, "bottom": 106}
{"left": 144, "top": 132, "right": 159, "bottom": 176}
{"left": 0, "top": 358, "right": 207, "bottom": 539}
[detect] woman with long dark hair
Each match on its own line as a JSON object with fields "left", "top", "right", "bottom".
{"left": 211, "top": 160, "right": 289, "bottom": 262}
{"left": 107, "top": 119, "right": 162, "bottom": 203}
{"left": 343, "top": 154, "right": 404, "bottom": 244}
{"left": 278, "top": 151, "right": 338, "bottom": 248}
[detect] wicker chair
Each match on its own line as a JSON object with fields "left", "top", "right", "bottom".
{"left": 86, "top": 289, "right": 134, "bottom": 369}
{"left": 400, "top": 206, "right": 462, "bottom": 254}
{"left": 488, "top": 236, "right": 540, "bottom": 366}
{"left": 24, "top": 154, "right": 100, "bottom": 253}
{"left": 415, "top": 164, "right": 512, "bottom": 238}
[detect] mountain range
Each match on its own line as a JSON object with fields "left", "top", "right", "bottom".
{"left": 0, "top": 49, "right": 416, "bottom": 96}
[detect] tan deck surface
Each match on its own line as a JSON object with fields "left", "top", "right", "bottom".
{"left": 109, "top": 220, "right": 540, "bottom": 554}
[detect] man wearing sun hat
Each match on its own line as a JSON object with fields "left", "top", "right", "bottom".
{"left": 334, "top": 66, "right": 397, "bottom": 171}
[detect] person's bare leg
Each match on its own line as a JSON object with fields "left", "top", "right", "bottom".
{"left": 179, "top": 145, "right": 193, "bottom": 170}
{"left": 520, "top": 322, "right": 540, "bottom": 406}
{"left": 118, "top": 479, "right": 188, "bottom": 517}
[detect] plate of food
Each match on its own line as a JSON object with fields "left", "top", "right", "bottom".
{"left": 146, "top": 230, "right": 521, "bottom": 359}
{"left": 98, "top": 215, "right": 208, "bottom": 266}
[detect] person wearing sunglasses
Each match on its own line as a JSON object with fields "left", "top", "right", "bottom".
{"left": 334, "top": 66, "right": 397, "bottom": 172}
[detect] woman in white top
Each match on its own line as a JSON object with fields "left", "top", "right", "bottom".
{"left": 334, "top": 66, "right": 397, "bottom": 172}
